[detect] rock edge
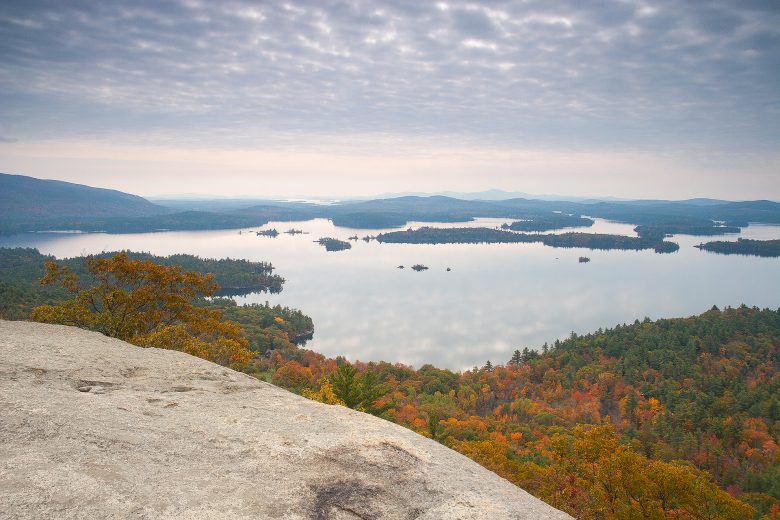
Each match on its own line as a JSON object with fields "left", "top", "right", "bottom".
{"left": 0, "top": 320, "right": 572, "bottom": 519}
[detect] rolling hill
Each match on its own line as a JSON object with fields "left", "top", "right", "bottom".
{"left": 0, "top": 173, "right": 166, "bottom": 218}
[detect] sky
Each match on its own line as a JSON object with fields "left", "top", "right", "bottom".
{"left": 0, "top": 0, "right": 778, "bottom": 200}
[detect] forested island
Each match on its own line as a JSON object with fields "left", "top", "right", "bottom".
{"left": 316, "top": 237, "right": 352, "bottom": 251}
{"left": 635, "top": 223, "right": 741, "bottom": 239}
{"left": 376, "top": 226, "right": 680, "bottom": 253}
{"left": 695, "top": 238, "right": 780, "bottom": 257}
{"left": 502, "top": 214, "right": 594, "bottom": 232}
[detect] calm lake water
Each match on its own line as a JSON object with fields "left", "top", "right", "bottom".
{"left": 2, "top": 218, "right": 779, "bottom": 370}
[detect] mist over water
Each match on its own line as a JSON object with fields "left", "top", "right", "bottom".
{"left": 2, "top": 218, "right": 778, "bottom": 370}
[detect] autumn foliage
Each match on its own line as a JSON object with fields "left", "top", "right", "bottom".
{"left": 256, "top": 306, "right": 780, "bottom": 518}
{"left": 31, "top": 252, "right": 252, "bottom": 368}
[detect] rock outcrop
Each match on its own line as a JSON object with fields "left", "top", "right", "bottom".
{"left": 0, "top": 321, "right": 572, "bottom": 519}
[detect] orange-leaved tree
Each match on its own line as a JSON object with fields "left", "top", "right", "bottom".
{"left": 514, "top": 422, "right": 755, "bottom": 520}
{"left": 31, "top": 252, "right": 252, "bottom": 368}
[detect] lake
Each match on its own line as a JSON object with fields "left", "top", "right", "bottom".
{"left": 2, "top": 218, "right": 779, "bottom": 370}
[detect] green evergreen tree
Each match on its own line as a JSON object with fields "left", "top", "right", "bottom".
{"left": 331, "top": 363, "right": 362, "bottom": 408}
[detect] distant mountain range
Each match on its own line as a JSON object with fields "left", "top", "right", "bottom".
{"left": 151, "top": 189, "right": 739, "bottom": 205}
{"left": 362, "top": 189, "right": 635, "bottom": 203}
{"left": 2, "top": 172, "right": 779, "bottom": 236}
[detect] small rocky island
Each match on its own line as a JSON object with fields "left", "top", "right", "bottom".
{"left": 579, "top": 256, "right": 591, "bottom": 263}
{"left": 316, "top": 237, "right": 352, "bottom": 252}
{"left": 411, "top": 264, "right": 429, "bottom": 271}
{"left": 256, "top": 228, "right": 279, "bottom": 237}
{"left": 284, "top": 228, "right": 305, "bottom": 235}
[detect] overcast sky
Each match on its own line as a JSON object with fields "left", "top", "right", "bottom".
{"left": 1, "top": 0, "right": 778, "bottom": 199}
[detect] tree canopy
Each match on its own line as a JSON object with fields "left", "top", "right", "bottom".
{"left": 31, "top": 252, "right": 253, "bottom": 368}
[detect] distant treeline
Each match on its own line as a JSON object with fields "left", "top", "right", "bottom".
{"left": 376, "top": 227, "right": 680, "bottom": 253}
{"left": 635, "top": 223, "right": 741, "bottom": 240}
{"left": 65, "top": 251, "right": 283, "bottom": 295}
{"left": 0, "top": 248, "right": 284, "bottom": 320}
{"left": 695, "top": 238, "right": 780, "bottom": 257}
{"left": 0, "top": 211, "right": 274, "bottom": 235}
{"left": 0, "top": 248, "right": 312, "bottom": 354}
{"left": 502, "top": 214, "right": 594, "bottom": 232}
{"left": 3, "top": 197, "right": 779, "bottom": 239}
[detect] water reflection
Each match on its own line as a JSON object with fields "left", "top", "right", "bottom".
{"left": 1, "top": 218, "right": 778, "bottom": 370}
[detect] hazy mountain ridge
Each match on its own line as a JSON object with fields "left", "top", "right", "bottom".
{"left": 0, "top": 173, "right": 167, "bottom": 218}
{"left": 3, "top": 173, "right": 780, "bottom": 236}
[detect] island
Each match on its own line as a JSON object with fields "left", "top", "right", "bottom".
{"left": 256, "top": 229, "right": 279, "bottom": 238}
{"left": 316, "top": 237, "right": 352, "bottom": 252}
{"left": 376, "top": 227, "right": 680, "bottom": 253}
{"left": 411, "top": 264, "right": 429, "bottom": 271}
{"left": 501, "top": 214, "right": 594, "bottom": 232}
{"left": 635, "top": 223, "right": 740, "bottom": 240}
{"left": 694, "top": 238, "right": 780, "bottom": 257}
{"left": 579, "top": 256, "right": 590, "bottom": 263}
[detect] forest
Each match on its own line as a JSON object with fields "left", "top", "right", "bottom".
{"left": 0, "top": 248, "right": 285, "bottom": 319}
{"left": 695, "top": 239, "right": 780, "bottom": 258}
{"left": 1, "top": 249, "right": 778, "bottom": 518}
{"left": 259, "top": 305, "right": 780, "bottom": 518}
{"left": 502, "top": 214, "right": 594, "bottom": 232}
{"left": 376, "top": 226, "right": 681, "bottom": 253}
{"left": 635, "top": 223, "right": 741, "bottom": 240}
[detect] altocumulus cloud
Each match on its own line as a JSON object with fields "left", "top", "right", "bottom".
{"left": 1, "top": 0, "right": 778, "bottom": 150}
{"left": 0, "top": 1, "right": 779, "bottom": 200}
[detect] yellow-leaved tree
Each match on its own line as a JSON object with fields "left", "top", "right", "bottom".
{"left": 515, "top": 422, "right": 755, "bottom": 519}
{"left": 31, "top": 252, "right": 252, "bottom": 369}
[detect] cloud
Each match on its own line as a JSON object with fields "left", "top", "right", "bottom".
{"left": 0, "top": 0, "right": 778, "bottom": 199}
